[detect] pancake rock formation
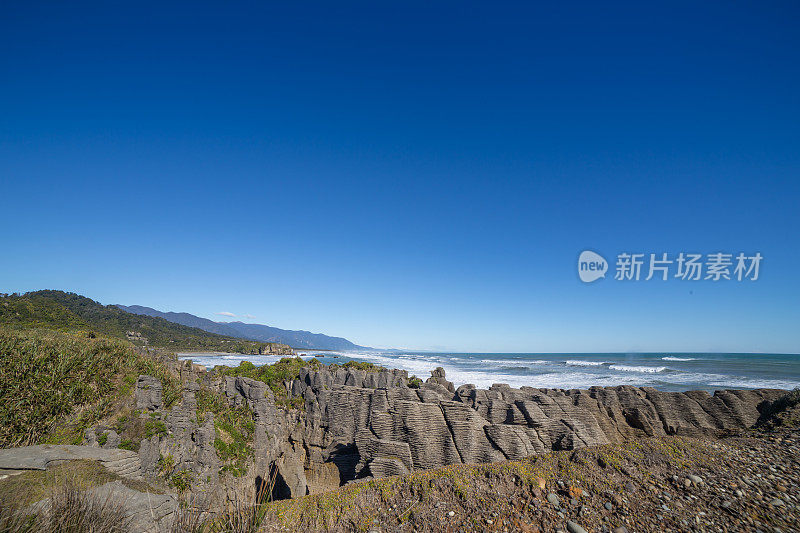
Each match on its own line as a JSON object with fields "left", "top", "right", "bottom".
{"left": 71, "top": 364, "right": 784, "bottom": 505}
{"left": 288, "top": 366, "right": 784, "bottom": 484}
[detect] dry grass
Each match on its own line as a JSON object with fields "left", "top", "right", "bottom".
{"left": 0, "top": 479, "right": 131, "bottom": 533}
{"left": 170, "top": 496, "right": 211, "bottom": 533}
{"left": 167, "top": 494, "right": 268, "bottom": 533}
{"left": 0, "top": 460, "right": 160, "bottom": 510}
{"left": 214, "top": 495, "right": 268, "bottom": 533}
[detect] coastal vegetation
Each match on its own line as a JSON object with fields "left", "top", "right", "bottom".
{"left": 331, "top": 360, "right": 382, "bottom": 372}
{"left": 214, "top": 358, "right": 320, "bottom": 408}
{"left": 407, "top": 375, "right": 423, "bottom": 388}
{"left": 0, "top": 477, "right": 133, "bottom": 533}
{"left": 0, "top": 328, "right": 180, "bottom": 447}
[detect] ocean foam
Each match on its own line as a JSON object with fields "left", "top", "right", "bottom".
{"left": 706, "top": 377, "right": 800, "bottom": 390}
{"left": 564, "top": 360, "right": 607, "bottom": 367}
{"left": 661, "top": 356, "right": 697, "bottom": 361}
{"left": 609, "top": 365, "right": 667, "bottom": 373}
{"left": 480, "top": 359, "right": 549, "bottom": 366}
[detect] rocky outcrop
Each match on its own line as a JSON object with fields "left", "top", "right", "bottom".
{"left": 285, "top": 367, "right": 785, "bottom": 485}
{"left": 427, "top": 366, "right": 455, "bottom": 393}
{"left": 132, "top": 373, "right": 301, "bottom": 505}
{"left": 72, "top": 363, "right": 787, "bottom": 516}
{"left": 258, "top": 343, "right": 294, "bottom": 355}
{"left": 135, "top": 375, "right": 163, "bottom": 411}
{"left": 134, "top": 380, "right": 221, "bottom": 506}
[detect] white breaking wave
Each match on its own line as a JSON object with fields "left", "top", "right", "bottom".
{"left": 480, "top": 359, "right": 549, "bottom": 366}
{"left": 506, "top": 371, "right": 645, "bottom": 389}
{"left": 564, "top": 360, "right": 607, "bottom": 367}
{"left": 662, "top": 356, "right": 697, "bottom": 362}
{"left": 707, "top": 377, "right": 800, "bottom": 390}
{"left": 609, "top": 365, "right": 667, "bottom": 373}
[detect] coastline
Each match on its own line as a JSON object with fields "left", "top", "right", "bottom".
{"left": 3, "top": 328, "right": 799, "bottom": 532}
{"left": 179, "top": 349, "right": 800, "bottom": 393}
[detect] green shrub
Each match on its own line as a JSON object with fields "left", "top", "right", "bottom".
{"left": 0, "top": 328, "right": 180, "bottom": 447}
{"left": 113, "top": 415, "right": 128, "bottom": 433}
{"left": 340, "top": 360, "right": 381, "bottom": 371}
{"left": 144, "top": 419, "right": 168, "bottom": 439}
{"left": 157, "top": 453, "right": 176, "bottom": 476}
{"left": 170, "top": 470, "right": 194, "bottom": 493}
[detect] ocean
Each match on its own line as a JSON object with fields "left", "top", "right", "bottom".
{"left": 178, "top": 350, "right": 800, "bottom": 393}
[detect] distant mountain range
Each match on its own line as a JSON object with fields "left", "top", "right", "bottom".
{"left": 0, "top": 290, "right": 274, "bottom": 352}
{"left": 115, "top": 305, "right": 365, "bottom": 351}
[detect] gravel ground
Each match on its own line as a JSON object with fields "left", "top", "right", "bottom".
{"left": 264, "top": 426, "right": 800, "bottom": 532}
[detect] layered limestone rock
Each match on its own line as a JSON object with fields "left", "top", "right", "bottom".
{"left": 99, "top": 365, "right": 786, "bottom": 506}
{"left": 287, "top": 367, "right": 784, "bottom": 484}
{"left": 135, "top": 375, "right": 163, "bottom": 411}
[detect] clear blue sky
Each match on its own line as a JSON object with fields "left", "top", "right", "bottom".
{"left": 1, "top": 1, "right": 798, "bottom": 353}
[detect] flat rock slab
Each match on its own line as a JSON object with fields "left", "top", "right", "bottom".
{"left": 89, "top": 481, "right": 177, "bottom": 533}
{"left": 0, "top": 445, "right": 142, "bottom": 479}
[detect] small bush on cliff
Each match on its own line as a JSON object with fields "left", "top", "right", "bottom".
{"left": 407, "top": 375, "right": 423, "bottom": 389}
{"left": 340, "top": 360, "right": 381, "bottom": 371}
{"left": 214, "top": 409, "right": 255, "bottom": 477}
{"left": 170, "top": 470, "right": 195, "bottom": 493}
{"left": 157, "top": 453, "right": 176, "bottom": 476}
{"left": 144, "top": 419, "right": 168, "bottom": 439}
